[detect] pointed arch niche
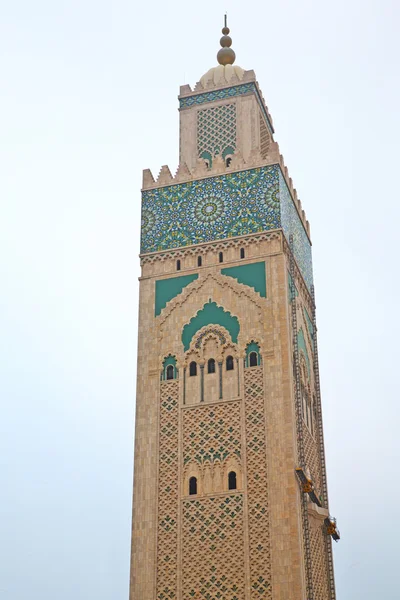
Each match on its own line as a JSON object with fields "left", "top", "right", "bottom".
{"left": 183, "top": 324, "right": 240, "bottom": 405}
{"left": 181, "top": 300, "right": 240, "bottom": 352}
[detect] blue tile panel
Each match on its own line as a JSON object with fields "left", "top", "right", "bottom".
{"left": 179, "top": 82, "right": 274, "bottom": 135}
{"left": 141, "top": 166, "right": 280, "bottom": 252}
{"left": 141, "top": 165, "right": 313, "bottom": 290}
{"left": 279, "top": 170, "right": 313, "bottom": 290}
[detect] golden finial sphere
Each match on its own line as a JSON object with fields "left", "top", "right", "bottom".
{"left": 217, "top": 47, "right": 236, "bottom": 65}
{"left": 222, "top": 26, "right": 230, "bottom": 35}
{"left": 220, "top": 35, "right": 232, "bottom": 48}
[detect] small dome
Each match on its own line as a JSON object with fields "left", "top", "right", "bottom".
{"left": 199, "top": 18, "right": 244, "bottom": 89}
{"left": 200, "top": 64, "right": 245, "bottom": 88}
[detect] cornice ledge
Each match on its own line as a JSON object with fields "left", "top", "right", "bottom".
{"left": 179, "top": 69, "right": 256, "bottom": 99}
{"left": 140, "top": 229, "right": 283, "bottom": 263}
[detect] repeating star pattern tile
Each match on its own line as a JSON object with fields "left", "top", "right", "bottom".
{"left": 279, "top": 170, "right": 313, "bottom": 289}
{"left": 141, "top": 165, "right": 313, "bottom": 290}
{"left": 141, "top": 166, "right": 280, "bottom": 252}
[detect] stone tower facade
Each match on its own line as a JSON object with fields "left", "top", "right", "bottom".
{"left": 130, "top": 24, "right": 339, "bottom": 600}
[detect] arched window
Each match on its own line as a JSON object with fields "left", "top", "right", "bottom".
{"left": 226, "top": 156, "right": 232, "bottom": 167}
{"left": 226, "top": 355, "right": 234, "bottom": 371}
{"left": 249, "top": 352, "right": 258, "bottom": 367}
{"left": 208, "top": 358, "right": 216, "bottom": 374}
{"left": 219, "top": 252, "right": 223, "bottom": 263}
{"left": 163, "top": 355, "right": 177, "bottom": 381}
{"left": 228, "top": 471, "right": 237, "bottom": 490}
{"left": 200, "top": 150, "right": 212, "bottom": 169}
{"left": 240, "top": 248, "right": 245, "bottom": 259}
{"left": 245, "top": 342, "right": 261, "bottom": 368}
{"left": 189, "top": 476, "right": 197, "bottom": 495}
{"left": 189, "top": 361, "right": 197, "bottom": 377}
{"left": 197, "top": 256, "right": 202, "bottom": 267}
{"left": 176, "top": 259, "right": 181, "bottom": 271}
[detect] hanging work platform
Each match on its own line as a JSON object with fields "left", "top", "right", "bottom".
{"left": 325, "top": 516, "right": 340, "bottom": 541}
{"left": 295, "top": 467, "right": 322, "bottom": 507}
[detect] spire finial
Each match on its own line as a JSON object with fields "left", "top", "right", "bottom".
{"left": 217, "top": 14, "right": 236, "bottom": 66}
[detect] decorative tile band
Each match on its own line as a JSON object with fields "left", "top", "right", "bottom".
{"left": 179, "top": 82, "right": 274, "bottom": 135}
{"left": 141, "top": 165, "right": 280, "bottom": 253}
{"left": 141, "top": 165, "right": 313, "bottom": 290}
{"left": 279, "top": 170, "right": 313, "bottom": 289}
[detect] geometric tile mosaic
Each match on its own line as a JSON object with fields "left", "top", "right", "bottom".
{"left": 141, "top": 165, "right": 313, "bottom": 290}
{"left": 141, "top": 166, "right": 280, "bottom": 255}
{"left": 279, "top": 169, "right": 313, "bottom": 289}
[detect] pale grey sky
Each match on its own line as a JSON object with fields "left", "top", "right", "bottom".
{"left": 1, "top": 1, "right": 399, "bottom": 598}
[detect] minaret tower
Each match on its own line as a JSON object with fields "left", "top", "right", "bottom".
{"left": 130, "top": 19, "right": 339, "bottom": 600}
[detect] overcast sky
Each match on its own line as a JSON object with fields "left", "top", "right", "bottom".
{"left": 1, "top": 1, "right": 399, "bottom": 599}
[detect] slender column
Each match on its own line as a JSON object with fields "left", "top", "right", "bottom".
{"left": 200, "top": 364, "right": 204, "bottom": 402}
{"left": 236, "top": 358, "right": 240, "bottom": 396}
{"left": 218, "top": 361, "right": 223, "bottom": 399}
{"left": 183, "top": 367, "right": 186, "bottom": 405}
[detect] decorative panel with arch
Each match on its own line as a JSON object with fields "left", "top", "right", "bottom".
{"left": 245, "top": 341, "right": 261, "bottom": 367}
{"left": 162, "top": 354, "right": 178, "bottom": 381}
{"left": 182, "top": 300, "right": 239, "bottom": 352}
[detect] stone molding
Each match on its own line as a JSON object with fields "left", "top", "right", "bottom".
{"left": 140, "top": 229, "right": 282, "bottom": 265}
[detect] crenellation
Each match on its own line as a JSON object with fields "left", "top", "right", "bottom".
{"left": 142, "top": 168, "right": 155, "bottom": 188}
{"left": 157, "top": 164, "right": 173, "bottom": 185}
{"left": 174, "top": 162, "right": 192, "bottom": 182}
{"left": 276, "top": 152, "right": 311, "bottom": 240}
{"left": 255, "top": 80, "right": 274, "bottom": 130}
{"left": 243, "top": 69, "right": 256, "bottom": 82}
{"left": 179, "top": 83, "right": 192, "bottom": 96}
{"left": 192, "top": 157, "right": 209, "bottom": 177}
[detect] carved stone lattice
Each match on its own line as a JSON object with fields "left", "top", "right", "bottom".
{"left": 183, "top": 401, "right": 242, "bottom": 466}
{"left": 244, "top": 366, "right": 273, "bottom": 599}
{"left": 197, "top": 103, "right": 236, "bottom": 158}
{"left": 182, "top": 494, "right": 245, "bottom": 600}
{"left": 309, "top": 518, "right": 330, "bottom": 600}
{"left": 156, "top": 381, "right": 179, "bottom": 599}
{"left": 303, "top": 423, "right": 322, "bottom": 500}
{"left": 259, "top": 112, "right": 270, "bottom": 158}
